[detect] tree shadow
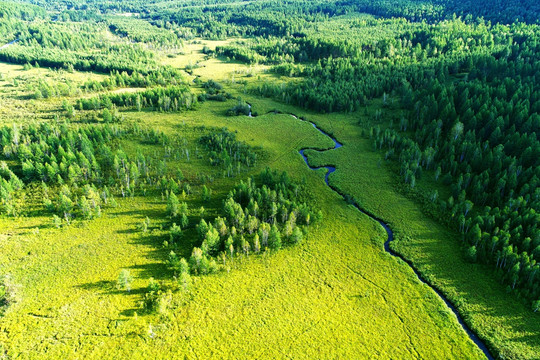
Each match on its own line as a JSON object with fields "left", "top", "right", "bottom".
{"left": 77, "top": 279, "right": 115, "bottom": 291}
{"left": 128, "top": 262, "right": 172, "bottom": 281}
{"left": 107, "top": 287, "right": 148, "bottom": 296}
{"left": 110, "top": 208, "right": 164, "bottom": 218}
{"left": 118, "top": 308, "right": 141, "bottom": 317}
{"left": 76, "top": 281, "right": 148, "bottom": 296}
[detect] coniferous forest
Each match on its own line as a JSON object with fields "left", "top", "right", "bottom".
{"left": 0, "top": 1, "right": 538, "bottom": 359}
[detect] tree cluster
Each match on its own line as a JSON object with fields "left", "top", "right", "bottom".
{"left": 168, "top": 168, "right": 321, "bottom": 276}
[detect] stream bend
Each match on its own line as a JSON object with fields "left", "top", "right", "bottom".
{"left": 278, "top": 111, "right": 494, "bottom": 360}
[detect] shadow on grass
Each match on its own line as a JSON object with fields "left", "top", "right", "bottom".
{"left": 118, "top": 308, "right": 141, "bottom": 317}
{"left": 107, "top": 287, "right": 148, "bottom": 296}
{"left": 77, "top": 280, "right": 115, "bottom": 291}
{"left": 128, "top": 262, "right": 171, "bottom": 281}
{"left": 116, "top": 228, "right": 137, "bottom": 234}
{"left": 109, "top": 207, "right": 164, "bottom": 218}
{"left": 76, "top": 280, "right": 148, "bottom": 296}
{"left": 132, "top": 233, "right": 170, "bottom": 256}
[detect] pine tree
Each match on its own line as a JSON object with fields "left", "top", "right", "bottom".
{"left": 167, "top": 192, "right": 179, "bottom": 218}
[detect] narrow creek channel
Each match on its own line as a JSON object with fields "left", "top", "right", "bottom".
{"left": 249, "top": 104, "right": 494, "bottom": 359}
{"left": 294, "top": 114, "right": 494, "bottom": 360}
{"left": 0, "top": 38, "right": 19, "bottom": 50}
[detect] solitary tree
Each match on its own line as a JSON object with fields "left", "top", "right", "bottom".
{"left": 117, "top": 269, "right": 133, "bottom": 292}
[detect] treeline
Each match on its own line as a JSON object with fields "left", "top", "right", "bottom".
{"left": 0, "top": 123, "right": 125, "bottom": 218}
{"left": 372, "top": 35, "right": 540, "bottom": 306}
{"left": 0, "top": 19, "right": 160, "bottom": 74}
{"left": 77, "top": 85, "right": 196, "bottom": 113}
{"left": 167, "top": 168, "right": 321, "bottom": 277}
{"left": 146, "top": 0, "right": 346, "bottom": 40}
{"left": 0, "top": 123, "right": 151, "bottom": 189}
{"left": 216, "top": 35, "right": 363, "bottom": 65}
{"left": 0, "top": 122, "right": 171, "bottom": 218}
{"left": 107, "top": 17, "right": 184, "bottom": 48}
{"left": 0, "top": 120, "right": 260, "bottom": 222}
{"left": 0, "top": 161, "right": 24, "bottom": 216}
{"left": 81, "top": 68, "right": 185, "bottom": 93}
{"left": 336, "top": 0, "right": 540, "bottom": 25}
{"left": 31, "top": 67, "right": 185, "bottom": 100}
{"left": 251, "top": 17, "right": 511, "bottom": 112}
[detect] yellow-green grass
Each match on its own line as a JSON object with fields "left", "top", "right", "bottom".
{"left": 0, "top": 98, "right": 485, "bottom": 358}
{"left": 159, "top": 38, "right": 272, "bottom": 82}
{"left": 299, "top": 108, "right": 540, "bottom": 360}
{"left": 159, "top": 39, "right": 232, "bottom": 69}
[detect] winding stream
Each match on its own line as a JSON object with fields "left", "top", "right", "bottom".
{"left": 270, "top": 109, "right": 494, "bottom": 359}
{"left": 0, "top": 38, "right": 19, "bottom": 51}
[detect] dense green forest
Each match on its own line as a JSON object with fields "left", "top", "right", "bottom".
{"left": 1, "top": 0, "right": 539, "bottom": 359}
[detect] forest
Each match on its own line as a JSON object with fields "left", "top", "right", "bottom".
{"left": 0, "top": 0, "right": 539, "bottom": 359}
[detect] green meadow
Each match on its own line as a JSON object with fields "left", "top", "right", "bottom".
{"left": 0, "top": 67, "right": 485, "bottom": 359}
{"left": 1, "top": 1, "right": 540, "bottom": 359}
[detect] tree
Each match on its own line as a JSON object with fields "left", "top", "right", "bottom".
{"left": 168, "top": 251, "right": 189, "bottom": 274}
{"left": 178, "top": 271, "right": 192, "bottom": 293}
{"left": 79, "top": 196, "right": 92, "bottom": 219}
{"left": 240, "top": 235, "right": 250, "bottom": 255}
{"left": 290, "top": 227, "right": 303, "bottom": 244}
{"left": 58, "top": 193, "right": 73, "bottom": 223}
{"left": 52, "top": 214, "right": 62, "bottom": 228}
{"left": 253, "top": 233, "right": 261, "bottom": 253}
{"left": 533, "top": 300, "right": 540, "bottom": 312}
{"left": 136, "top": 94, "right": 142, "bottom": 111}
{"left": 451, "top": 121, "right": 464, "bottom": 140}
{"left": 259, "top": 223, "right": 270, "bottom": 247}
{"left": 268, "top": 224, "right": 282, "bottom": 250}
{"left": 465, "top": 246, "right": 477, "bottom": 263}
{"left": 140, "top": 216, "right": 150, "bottom": 233}
{"left": 201, "top": 185, "right": 211, "bottom": 202}
{"left": 214, "top": 216, "right": 228, "bottom": 237}
{"left": 202, "top": 226, "right": 220, "bottom": 256}
{"left": 464, "top": 200, "right": 474, "bottom": 216}
{"left": 469, "top": 223, "right": 482, "bottom": 246}
{"left": 180, "top": 213, "right": 189, "bottom": 229}
{"left": 169, "top": 223, "right": 183, "bottom": 244}
{"left": 167, "top": 192, "right": 179, "bottom": 218}
{"left": 102, "top": 108, "right": 112, "bottom": 123}
{"left": 189, "top": 247, "right": 209, "bottom": 275}
{"left": 226, "top": 236, "right": 234, "bottom": 258}
{"left": 197, "top": 219, "right": 209, "bottom": 241}
{"left": 117, "top": 269, "right": 133, "bottom": 292}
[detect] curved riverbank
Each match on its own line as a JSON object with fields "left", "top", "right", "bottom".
{"left": 287, "top": 112, "right": 494, "bottom": 360}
